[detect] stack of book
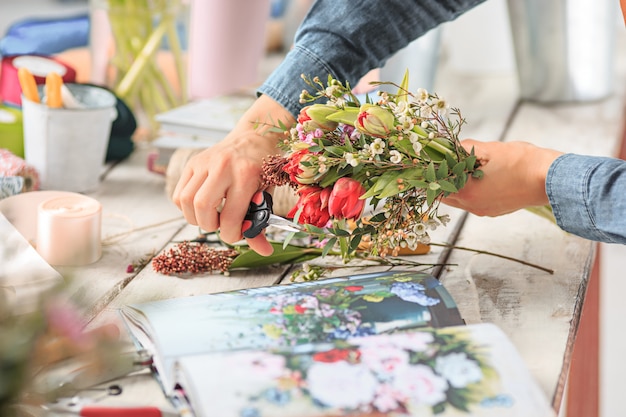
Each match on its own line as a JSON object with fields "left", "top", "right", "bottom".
{"left": 148, "top": 93, "right": 256, "bottom": 174}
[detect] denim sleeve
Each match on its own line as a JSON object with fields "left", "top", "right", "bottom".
{"left": 258, "top": 0, "right": 486, "bottom": 117}
{"left": 546, "top": 154, "right": 626, "bottom": 244}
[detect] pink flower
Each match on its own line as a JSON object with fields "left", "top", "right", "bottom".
{"left": 328, "top": 178, "right": 366, "bottom": 220}
{"left": 288, "top": 186, "right": 332, "bottom": 227}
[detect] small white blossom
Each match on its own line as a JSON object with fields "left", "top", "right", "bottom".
{"left": 412, "top": 142, "right": 423, "bottom": 154}
{"left": 413, "top": 222, "right": 427, "bottom": 235}
{"left": 420, "top": 121, "right": 429, "bottom": 129}
{"left": 438, "top": 214, "right": 451, "bottom": 226}
{"left": 389, "top": 150, "right": 402, "bottom": 164}
{"left": 370, "top": 138, "right": 386, "bottom": 155}
{"left": 416, "top": 88, "right": 429, "bottom": 102}
{"left": 434, "top": 97, "right": 449, "bottom": 116}
{"left": 345, "top": 152, "right": 359, "bottom": 167}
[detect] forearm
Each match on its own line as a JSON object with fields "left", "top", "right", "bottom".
{"left": 259, "top": 0, "right": 486, "bottom": 117}
{"left": 547, "top": 154, "right": 626, "bottom": 244}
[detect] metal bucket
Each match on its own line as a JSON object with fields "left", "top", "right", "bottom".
{"left": 507, "top": 0, "right": 617, "bottom": 103}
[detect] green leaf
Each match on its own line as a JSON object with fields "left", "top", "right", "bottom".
{"left": 465, "top": 155, "right": 477, "bottom": 171}
{"left": 229, "top": 243, "right": 323, "bottom": 269}
{"left": 436, "top": 160, "right": 449, "bottom": 180}
{"left": 405, "top": 179, "right": 429, "bottom": 189}
{"left": 324, "top": 146, "right": 347, "bottom": 157}
{"left": 397, "top": 69, "right": 410, "bottom": 102}
{"left": 452, "top": 161, "right": 466, "bottom": 177}
{"left": 425, "top": 162, "right": 437, "bottom": 182}
{"left": 438, "top": 180, "right": 458, "bottom": 193}
{"left": 426, "top": 187, "right": 440, "bottom": 206}
{"left": 360, "top": 171, "right": 395, "bottom": 199}
{"left": 322, "top": 238, "right": 337, "bottom": 257}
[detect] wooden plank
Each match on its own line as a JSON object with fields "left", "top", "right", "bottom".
{"left": 60, "top": 147, "right": 188, "bottom": 322}
{"left": 441, "top": 42, "right": 626, "bottom": 410}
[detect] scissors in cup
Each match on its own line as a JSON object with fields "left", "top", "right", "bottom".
{"left": 242, "top": 191, "right": 305, "bottom": 238}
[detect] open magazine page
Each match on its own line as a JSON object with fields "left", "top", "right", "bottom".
{"left": 175, "top": 323, "right": 556, "bottom": 417}
{"left": 119, "top": 271, "right": 464, "bottom": 393}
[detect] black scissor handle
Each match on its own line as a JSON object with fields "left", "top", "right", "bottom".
{"left": 242, "top": 191, "right": 273, "bottom": 238}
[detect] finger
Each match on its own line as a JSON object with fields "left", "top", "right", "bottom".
{"left": 193, "top": 177, "right": 227, "bottom": 233}
{"left": 177, "top": 172, "right": 208, "bottom": 226}
{"left": 218, "top": 182, "right": 261, "bottom": 244}
{"left": 171, "top": 167, "right": 194, "bottom": 209}
{"left": 246, "top": 234, "right": 275, "bottom": 256}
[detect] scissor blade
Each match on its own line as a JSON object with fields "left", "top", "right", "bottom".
{"left": 266, "top": 214, "right": 305, "bottom": 233}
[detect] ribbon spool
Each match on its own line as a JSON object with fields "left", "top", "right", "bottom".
{"left": 0, "top": 148, "right": 39, "bottom": 192}
{"left": 0, "top": 55, "right": 77, "bottom": 106}
{"left": 36, "top": 194, "right": 102, "bottom": 266}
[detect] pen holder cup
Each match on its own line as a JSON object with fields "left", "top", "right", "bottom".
{"left": 22, "top": 84, "right": 117, "bottom": 192}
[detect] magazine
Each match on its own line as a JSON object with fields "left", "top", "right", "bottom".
{"left": 118, "top": 271, "right": 554, "bottom": 417}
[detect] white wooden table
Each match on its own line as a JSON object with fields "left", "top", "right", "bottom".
{"left": 4, "top": 32, "right": 625, "bottom": 416}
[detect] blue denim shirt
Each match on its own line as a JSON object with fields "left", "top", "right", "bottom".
{"left": 259, "top": 0, "right": 486, "bottom": 117}
{"left": 547, "top": 154, "right": 626, "bottom": 244}
{"left": 259, "top": 0, "right": 626, "bottom": 245}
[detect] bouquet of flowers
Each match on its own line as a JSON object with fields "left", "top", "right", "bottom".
{"left": 261, "top": 72, "right": 482, "bottom": 261}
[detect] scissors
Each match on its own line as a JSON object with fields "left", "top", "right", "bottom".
{"left": 242, "top": 191, "right": 305, "bottom": 238}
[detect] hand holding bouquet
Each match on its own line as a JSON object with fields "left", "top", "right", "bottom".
{"left": 261, "top": 72, "right": 482, "bottom": 261}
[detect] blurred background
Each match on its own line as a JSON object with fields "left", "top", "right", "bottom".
{"left": 0, "top": 1, "right": 624, "bottom": 416}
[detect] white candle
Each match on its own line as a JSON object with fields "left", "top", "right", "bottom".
{"left": 36, "top": 194, "right": 102, "bottom": 266}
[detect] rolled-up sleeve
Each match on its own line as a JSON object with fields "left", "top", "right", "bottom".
{"left": 547, "top": 153, "right": 626, "bottom": 244}
{"left": 258, "top": 0, "right": 486, "bottom": 117}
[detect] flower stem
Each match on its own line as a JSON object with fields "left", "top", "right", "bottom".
{"left": 429, "top": 242, "right": 554, "bottom": 274}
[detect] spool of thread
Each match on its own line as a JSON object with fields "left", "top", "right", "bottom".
{"left": 36, "top": 194, "right": 102, "bottom": 266}
{"left": 0, "top": 55, "right": 77, "bottom": 106}
{"left": 0, "top": 148, "right": 39, "bottom": 192}
{"left": 0, "top": 105, "right": 24, "bottom": 157}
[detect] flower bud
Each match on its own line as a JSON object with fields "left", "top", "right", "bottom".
{"left": 297, "top": 104, "right": 338, "bottom": 131}
{"left": 328, "top": 177, "right": 366, "bottom": 220}
{"left": 356, "top": 103, "right": 395, "bottom": 138}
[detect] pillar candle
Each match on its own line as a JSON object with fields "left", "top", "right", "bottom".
{"left": 36, "top": 194, "right": 102, "bottom": 266}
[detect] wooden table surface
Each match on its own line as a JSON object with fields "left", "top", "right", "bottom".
{"left": 4, "top": 33, "right": 625, "bottom": 416}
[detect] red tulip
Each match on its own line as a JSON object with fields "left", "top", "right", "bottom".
{"left": 288, "top": 185, "right": 332, "bottom": 227}
{"left": 328, "top": 178, "right": 366, "bottom": 220}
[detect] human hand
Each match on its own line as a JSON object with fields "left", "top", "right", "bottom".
{"left": 442, "top": 140, "right": 563, "bottom": 216}
{"left": 172, "top": 95, "right": 295, "bottom": 255}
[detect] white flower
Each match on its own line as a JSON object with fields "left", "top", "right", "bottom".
{"left": 416, "top": 88, "right": 429, "bottom": 102}
{"left": 392, "top": 364, "right": 448, "bottom": 406}
{"left": 433, "top": 97, "right": 449, "bottom": 116}
{"left": 403, "top": 232, "right": 418, "bottom": 250}
{"left": 307, "top": 361, "right": 378, "bottom": 409}
{"left": 345, "top": 152, "right": 359, "bottom": 167}
{"left": 419, "top": 105, "right": 433, "bottom": 117}
{"left": 428, "top": 132, "right": 435, "bottom": 139}
{"left": 413, "top": 222, "right": 427, "bottom": 236}
{"left": 389, "top": 150, "right": 402, "bottom": 164}
{"left": 435, "top": 352, "right": 483, "bottom": 388}
{"left": 370, "top": 138, "right": 386, "bottom": 155}
{"left": 426, "top": 218, "right": 439, "bottom": 231}
{"left": 438, "top": 214, "right": 451, "bottom": 226}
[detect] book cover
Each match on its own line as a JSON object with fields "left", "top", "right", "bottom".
{"left": 119, "top": 271, "right": 464, "bottom": 394}
{"left": 175, "top": 323, "right": 555, "bottom": 417}
{"left": 155, "top": 94, "right": 256, "bottom": 139}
